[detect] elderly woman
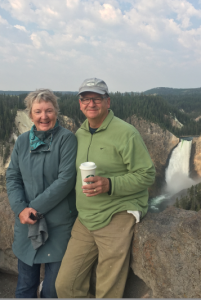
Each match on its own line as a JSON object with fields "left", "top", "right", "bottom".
{"left": 6, "top": 89, "right": 77, "bottom": 298}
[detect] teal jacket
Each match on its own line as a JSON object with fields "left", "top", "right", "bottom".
{"left": 75, "top": 110, "right": 155, "bottom": 231}
{"left": 6, "top": 125, "right": 77, "bottom": 266}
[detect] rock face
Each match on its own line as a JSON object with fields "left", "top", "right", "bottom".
{"left": 191, "top": 137, "right": 201, "bottom": 179}
{"left": 0, "top": 193, "right": 17, "bottom": 274}
{"left": 15, "top": 110, "right": 34, "bottom": 135}
{"left": 59, "top": 115, "right": 79, "bottom": 134}
{"left": 126, "top": 115, "right": 179, "bottom": 196}
{"left": 131, "top": 206, "right": 201, "bottom": 298}
{"left": 0, "top": 111, "right": 33, "bottom": 193}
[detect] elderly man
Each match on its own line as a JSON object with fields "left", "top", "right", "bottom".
{"left": 56, "top": 78, "right": 155, "bottom": 298}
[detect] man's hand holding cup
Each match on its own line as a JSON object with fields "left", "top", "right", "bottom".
{"left": 79, "top": 162, "right": 109, "bottom": 196}
{"left": 82, "top": 176, "right": 110, "bottom": 196}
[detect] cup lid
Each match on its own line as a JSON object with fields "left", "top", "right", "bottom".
{"left": 79, "top": 162, "right": 97, "bottom": 170}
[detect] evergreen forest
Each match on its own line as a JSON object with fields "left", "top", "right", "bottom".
{"left": 57, "top": 92, "right": 201, "bottom": 137}
{"left": 162, "top": 94, "right": 201, "bottom": 119}
{"left": 174, "top": 183, "right": 201, "bottom": 212}
{"left": 1, "top": 91, "right": 201, "bottom": 142}
{"left": 0, "top": 94, "right": 25, "bottom": 141}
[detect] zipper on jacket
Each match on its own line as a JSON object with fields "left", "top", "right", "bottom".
{"left": 87, "top": 134, "right": 93, "bottom": 162}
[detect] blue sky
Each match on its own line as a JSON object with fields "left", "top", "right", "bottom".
{"left": 0, "top": 0, "right": 201, "bottom": 92}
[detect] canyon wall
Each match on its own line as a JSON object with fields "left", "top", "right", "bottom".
{"left": 126, "top": 115, "right": 180, "bottom": 197}
{"left": 132, "top": 206, "right": 201, "bottom": 298}
{"left": 190, "top": 136, "right": 201, "bottom": 179}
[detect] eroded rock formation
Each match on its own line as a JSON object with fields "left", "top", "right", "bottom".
{"left": 132, "top": 206, "right": 201, "bottom": 298}
{"left": 126, "top": 115, "right": 179, "bottom": 196}
{"left": 15, "top": 110, "right": 34, "bottom": 135}
{"left": 191, "top": 136, "right": 201, "bottom": 179}
{"left": 0, "top": 193, "right": 17, "bottom": 274}
{"left": 59, "top": 115, "right": 79, "bottom": 134}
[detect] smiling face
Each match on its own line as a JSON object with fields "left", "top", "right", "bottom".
{"left": 79, "top": 92, "right": 110, "bottom": 128}
{"left": 31, "top": 100, "right": 57, "bottom": 131}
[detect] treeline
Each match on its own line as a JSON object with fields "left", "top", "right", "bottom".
{"left": 0, "top": 94, "right": 25, "bottom": 141}
{"left": 56, "top": 92, "right": 201, "bottom": 136}
{"left": 174, "top": 183, "right": 201, "bottom": 212}
{"left": 109, "top": 92, "right": 201, "bottom": 136}
{"left": 162, "top": 94, "right": 201, "bottom": 119}
{"left": 56, "top": 93, "right": 85, "bottom": 127}
{"left": 1, "top": 92, "right": 201, "bottom": 142}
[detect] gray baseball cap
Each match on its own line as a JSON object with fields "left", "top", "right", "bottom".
{"left": 78, "top": 78, "right": 109, "bottom": 95}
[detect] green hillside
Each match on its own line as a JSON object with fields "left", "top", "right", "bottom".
{"left": 0, "top": 91, "right": 31, "bottom": 96}
{"left": 58, "top": 92, "right": 201, "bottom": 137}
{"left": 161, "top": 94, "right": 201, "bottom": 119}
{"left": 143, "top": 87, "right": 201, "bottom": 119}
{"left": 0, "top": 91, "right": 77, "bottom": 95}
{"left": 0, "top": 94, "right": 25, "bottom": 141}
{"left": 1, "top": 92, "right": 201, "bottom": 143}
{"left": 175, "top": 183, "right": 201, "bottom": 212}
{"left": 144, "top": 87, "right": 201, "bottom": 96}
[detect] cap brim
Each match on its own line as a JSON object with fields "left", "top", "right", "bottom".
{"left": 77, "top": 87, "right": 105, "bottom": 96}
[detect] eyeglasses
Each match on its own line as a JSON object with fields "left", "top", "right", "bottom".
{"left": 80, "top": 96, "right": 107, "bottom": 105}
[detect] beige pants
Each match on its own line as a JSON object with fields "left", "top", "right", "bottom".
{"left": 55, "top": 211, "right": 136, "bottom": 298}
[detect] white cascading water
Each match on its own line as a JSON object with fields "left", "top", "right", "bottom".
{"left": 165, "top": 140, "right": 194, "bottom": 194}
{"left": 149, "top": 139, "right": 195, "bottom": 212}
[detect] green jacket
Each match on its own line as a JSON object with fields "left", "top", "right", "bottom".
{"left": 75, "top": 110, "right": 155, "bottom": 231}
{"left": 6, "top": 125, "right": 77, "bottom": 266}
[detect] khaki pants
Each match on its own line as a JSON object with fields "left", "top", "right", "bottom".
{"left": 55, "top": 211, "right": 136, "bottom": 298}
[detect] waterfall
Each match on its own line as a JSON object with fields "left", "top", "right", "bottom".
{"left": 149, "top": 139, "right": 195, "bottom": 212}
{"left": 165, "top": 139, "right": 194, "bottom": 194}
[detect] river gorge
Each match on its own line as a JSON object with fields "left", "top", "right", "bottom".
{"left": 1, "top": 110, "right": 201, "bottom": 298}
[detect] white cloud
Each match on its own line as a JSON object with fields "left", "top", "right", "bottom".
{"left": 99, "top": 4, "right": 121, "bottom": 22}
{"left": 0, "top": 0, "right": 201, "bottom": 91}
{"left": 66, "top": 0, "right": 79, "bottom": 8}
{"left": 30, "top": 33, "right": 41, "bottom": 49}
{"left": 0, "top": 15, "right": 8, "bottom": 25}
{"left": 10, "top": 0, "right": 23, "bottom": 10}
{"left": 14, "top": 24, "right": 27, "bottom": 32}
{"left": 138, "top": 42, "right": 152, "bottom": 51}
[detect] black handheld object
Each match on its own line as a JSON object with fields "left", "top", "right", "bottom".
{"left": 30, "top": 212, "right": 44, "bottom": 220}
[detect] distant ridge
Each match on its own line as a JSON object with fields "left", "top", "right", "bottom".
{"left": 143, "top": 87, "right": 201, "bottom": 96}
{"left": 0, "top": 91, "right": 77, "bottom": 96}
{"left": 1, "top": 88, "right": 201, "bottom": 96}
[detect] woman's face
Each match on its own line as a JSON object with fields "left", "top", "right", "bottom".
{"left": 31, "top": 100, "right": 57, "bottom": 131}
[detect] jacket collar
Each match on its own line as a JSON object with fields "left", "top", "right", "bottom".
{"left": 80, "top": 110, "right": 114, "bottom": 132}
{"left": 30, "top": 119, "right": 60, "bottom": 151}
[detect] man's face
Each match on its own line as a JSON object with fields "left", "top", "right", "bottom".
{"left": 79, "top": 92, "right": 110, "bottom": 126}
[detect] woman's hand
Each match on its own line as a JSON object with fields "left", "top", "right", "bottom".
{"left": 82, "top": 176, "right": 110, "bottom": 197}
{"left": 19, "top": 208, "right": 38, "bottom": 225}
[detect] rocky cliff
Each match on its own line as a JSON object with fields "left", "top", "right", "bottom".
{"left": 190, "top": 136, "right": 201, "bottom": 179}
{"left": 58, "top": 114, "right": 79, "bottom": 134}
{"left": 0, "top": 193, "right": 17, "bottom": 274}
{"left": 132, "top": 206, "right": 201, "bottom": 298}
{"left": 126, "top": 115, "right": 179, "bottom": 197}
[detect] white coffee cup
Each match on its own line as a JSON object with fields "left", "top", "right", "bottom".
{"left": 79, "top": 162, "right": 97, "bottom": 186}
